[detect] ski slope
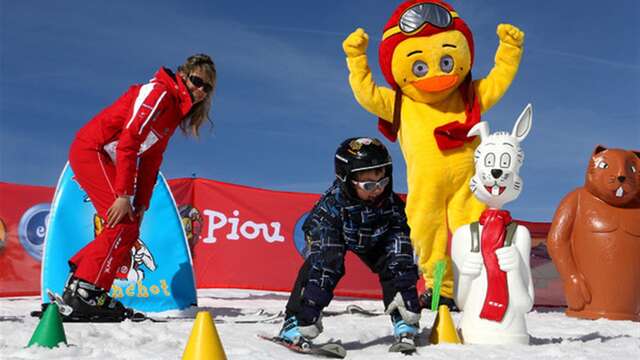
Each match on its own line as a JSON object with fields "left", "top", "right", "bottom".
{"left": 1, "top": 289, "right": 638, "bottom": 359}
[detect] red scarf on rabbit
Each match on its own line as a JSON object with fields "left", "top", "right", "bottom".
{"left": 479, "top": 208, "right": 512, "bottom": 321}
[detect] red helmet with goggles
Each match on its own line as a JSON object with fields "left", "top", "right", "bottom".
{"left": 378, "top": 0, "right": 474, "bottom": 90}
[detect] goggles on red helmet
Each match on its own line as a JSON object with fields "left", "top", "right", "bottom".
{"left": 383, "top": 2, "right": 459, "bottom": 41}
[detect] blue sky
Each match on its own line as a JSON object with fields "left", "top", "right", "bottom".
{"left": 1, "top": 0, "right": 638, "bottom": 222}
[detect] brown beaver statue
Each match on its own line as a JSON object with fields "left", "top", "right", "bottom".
{"left": 547, "top": 145, "right": 639, "bottom": 321}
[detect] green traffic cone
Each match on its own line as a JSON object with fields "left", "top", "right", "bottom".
{"left": 27, "top": 303, "right": 67, "bottom": 348}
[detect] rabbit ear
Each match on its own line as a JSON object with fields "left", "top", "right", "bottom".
{"left": 512, "top": 103, "right": 533, "bottom": 142}
{"left": 468, "top": 121, "right": 489, "bottom": 140}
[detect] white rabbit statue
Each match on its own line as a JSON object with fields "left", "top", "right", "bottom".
{"left": 451, "top": 104, "right": 535, "bottom": 345}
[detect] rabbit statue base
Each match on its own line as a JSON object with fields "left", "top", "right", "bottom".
{"left": 451, "top": 216, "right": 533, "bottom": 345}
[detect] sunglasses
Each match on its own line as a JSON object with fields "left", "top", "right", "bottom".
{"left": 188, "top": 75, "right": 213, "bottom": 93}
{"left": 383, "top": 2, "right": 458, "bottom": 40}
{"left": 352, "top": 177, "right": 390, "bottom": 192}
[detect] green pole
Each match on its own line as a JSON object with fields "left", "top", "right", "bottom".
{"left": 431, "top": 259, "right": 446, "bottom": 312}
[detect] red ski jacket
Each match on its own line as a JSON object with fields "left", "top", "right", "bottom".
{"left": 73, "top": 67, "right": 193, "bottom": 209}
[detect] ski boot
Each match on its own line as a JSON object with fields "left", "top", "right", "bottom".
{"left": 260, "top": 315, "right": 344, "bottom": 357}
{"left": 278, "top": 315, "right": 314, "bottom": 349}
{"left": 419, "top": 288, "right": 459, "bottom": 312}
{"left": 60, "top": 277, "right": 133, "bottom": 322}
{"left": 389, "top": 313, "right": 418, "bottom": 353}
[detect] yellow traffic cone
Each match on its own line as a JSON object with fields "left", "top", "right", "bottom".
{"left": 429, "top": 305, "right": 461, "bottom": 345}
{"left": 182, "top": 311, "right": 227, "bottom": 360}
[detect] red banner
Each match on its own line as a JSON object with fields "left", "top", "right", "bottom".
{"left": 0, "top": 182, "right": 54, "bottom": 297}
{"left": 181, "top": 178, "right": 382, "bottom": 297}
{"left": 0, "top": 179, "right": 562, "bottom": 305}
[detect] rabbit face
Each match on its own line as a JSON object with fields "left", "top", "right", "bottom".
{"left": 467, "top": 104, "right": 533, "bottom": 209}
{"left": 471, "top": 133, "right": 524, "bottom": 208}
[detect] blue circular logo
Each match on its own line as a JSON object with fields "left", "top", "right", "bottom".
{"left": 18, "top": 203, "right": 50, "bottom": 261}
{"left": 293, "top": 212, "right": 310, "bottom": 259}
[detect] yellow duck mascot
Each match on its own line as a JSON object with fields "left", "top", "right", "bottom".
{"left": 343, "top": 0, "right": 524, "bottom": 304}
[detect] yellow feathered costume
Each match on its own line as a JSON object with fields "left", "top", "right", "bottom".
{"left": 342, "top": 0, "right": 524, "bottom": 298}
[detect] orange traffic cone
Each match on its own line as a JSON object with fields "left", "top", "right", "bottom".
{"left": 182, "top": 311, "right": 227, "bottom": 360}
{"left": 429, "top": 305, "right": 462, "bottom": 344}
{"left": 27, "top": 303, "right": 67, "bottom": 348}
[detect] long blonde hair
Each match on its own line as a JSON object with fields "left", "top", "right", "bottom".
{"left": 177, "top": 53, "right": 217, "bottom": 137}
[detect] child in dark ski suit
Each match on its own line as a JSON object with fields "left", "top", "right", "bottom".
{"left": 280, "top": 137, "right": 421, "bottom": 346}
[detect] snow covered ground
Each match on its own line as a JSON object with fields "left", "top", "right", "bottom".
{"left": 1, "top": 289, "right": 638, "bottom": 359}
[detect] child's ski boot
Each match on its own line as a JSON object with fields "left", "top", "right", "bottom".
{"left": 278, "top": 315, "right": 314, "bottom": 349}
{"left": 389, "top": 313, "right": 418, "bottom": 353}
{"left": 258, "top": 315, "right": 346, "bottom": 358}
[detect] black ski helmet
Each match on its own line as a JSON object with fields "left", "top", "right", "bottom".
{"left": 335, "top": 137, "right": 393, "bottom": 199}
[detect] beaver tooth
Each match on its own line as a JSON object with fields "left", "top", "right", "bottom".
{"left": 615, "top": 187, "right": 624, "bottom": 197}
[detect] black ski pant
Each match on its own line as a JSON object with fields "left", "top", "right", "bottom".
{"left": 285, "top": 242, "right": 401, "bottom": 322}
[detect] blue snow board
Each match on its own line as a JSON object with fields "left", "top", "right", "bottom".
{"left": 40, "top": 162, "right": 197, "bottom": 312}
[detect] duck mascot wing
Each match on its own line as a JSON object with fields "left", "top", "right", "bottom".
{"left": 342, "top": 0, "right": 524, "bottom": 300}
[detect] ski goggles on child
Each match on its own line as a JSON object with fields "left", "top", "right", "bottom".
{"left": 188, "top": 75, "right": 214, "bottom": 93}
{"left": 352, "top": 177, "right": 390, "bottom": 192}
{"left": 382, "top": 2, "right": 458, "bottom": 40}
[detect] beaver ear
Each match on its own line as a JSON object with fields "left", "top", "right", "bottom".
{"left": 633, "top": 150, "right": 640, "bottom": 159}
{"left": 593, "top": 145, "right": 608, "bottom": 155}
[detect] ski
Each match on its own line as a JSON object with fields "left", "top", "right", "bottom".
{"left": 31, "top": 305, "right": 283, "bottom": 324}
{"left": 228, "top": 310, "right": 284, "bottom": 324}
{"left": 0, "top": 315, "right": 24, "bottom": 323}
{"left": 323, "top": 304, "right": 384, "bottom": 317}
{"left": 258, "top": 333, "right": 346, "bottom": 359}
{"left": 137, "top": 310, "right": 284, "bottom": 324}
{"left": 31, "top": 302, "right": 140, "bottom": 323}
{"left": 345, "top": 304, "right": 383, "bottom": 316}
{"left": 33, "top": 290, "right": 141, "bottom": 322}
{"left": 388, "top": 336, "right": 417, "bottom": 354}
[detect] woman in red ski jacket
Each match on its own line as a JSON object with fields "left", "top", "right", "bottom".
{"left": 62, "top": 54, "right": 216, "bottom": 320}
